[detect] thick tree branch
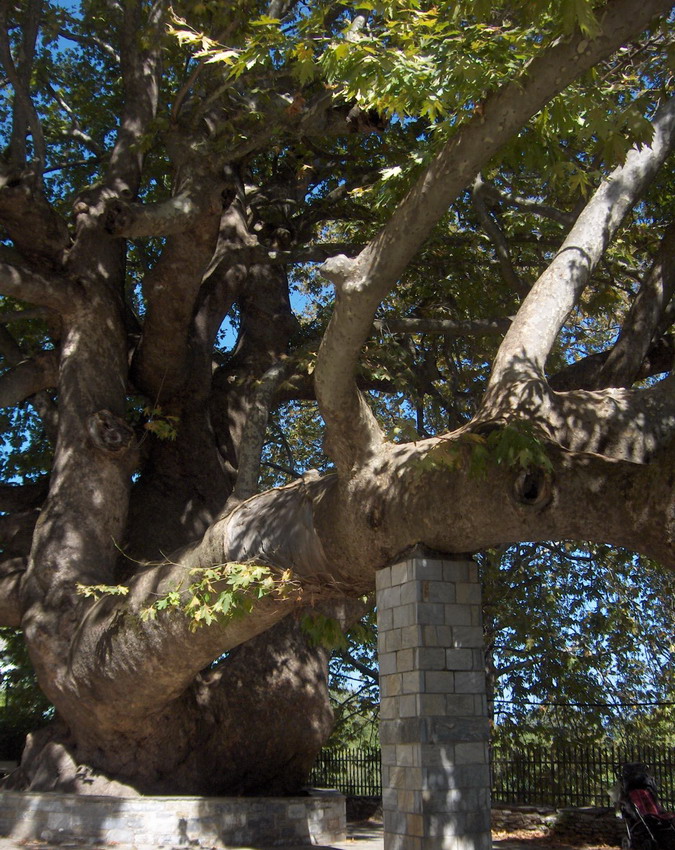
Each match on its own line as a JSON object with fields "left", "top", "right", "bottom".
{"left": 0, "top": 307, "right": 51, "bottom": 323}
{"left": 0, "top": 557, "right": 24, "bottom": 627}
{"left": 595, "top": 222, "right": 675, "bottom": 388}
{"left": 0, "top": 260, "right": 81, "bottom": 311}
{"left": 104, "top": 191, "right": 222, "bottom": 238}
{"left": 130, "top": 178, "right": 227, "bottom": 400}
{"left": 0, "top": 0, "right": 46, "bottom": 174}
{"left": 0, "top": 325, "right": 58, "bottom": 438}
{"left": 104, "top": 0, "right": 166, "bottom": 195}
{"left": 0, "top": 479, "right": 48, "bottom": 512}
{"left": 0, "top": 169, "right": 71, "bottom": 269}
{"left": 68, "top": 474, "right": 340, "bottom": 722}
{"left": 546, "top": 376, "right": 675, "bottom": 462}
{"left": 549, "top": 334, "right": 675, "bottom": 391}
{"left": 38, "top": 411, "right": 675, "bottom": 727}
{"left": 485, "top": 95, "right": 675, "bottom": 396}
{"left": 0, "top": 349, "right": 58, "bottom": 407}
{"left": 318, "top": 432, "right": 675, "bottom": 584}
{"left": 0, "top": 509, "right": 39, "bottom": 557}
{"left": 315, "top": 0, "right": 673, "bottom": 474}
{"left": 226, "top": 358, "right": 292, "bottom": 509}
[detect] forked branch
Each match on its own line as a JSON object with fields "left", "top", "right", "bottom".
{"left": 485, "top": 94, "right": 675, "bottom": 402}
{"left": 315, "top": 0, "right": 673, "bottom": 475}
{"left": 596, "top": 222, "right": 675, "bottom": 388}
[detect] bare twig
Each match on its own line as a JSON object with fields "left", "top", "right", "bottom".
{"left": 472, "top": 174, "right": 528, "bottom": 296}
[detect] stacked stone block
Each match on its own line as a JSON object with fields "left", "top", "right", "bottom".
{"left": 376, "top": 557, "right": 491, "bottom": 850}
{"left": 0, "top": 788, "right": 345, "bottom": 848}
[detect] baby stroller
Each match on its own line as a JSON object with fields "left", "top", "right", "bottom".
{"left": 619, "top": 763, "right": 675, "bottom": 850}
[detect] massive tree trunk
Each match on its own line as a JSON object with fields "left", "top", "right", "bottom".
{"left": 0, "top": 0, "right": 674, "bottom": 797}
{"left": 7, "top": 614, "right": 337, "bottom": 796}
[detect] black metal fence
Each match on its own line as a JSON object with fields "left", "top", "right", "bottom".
{"left": 492, "top": 744, "right": 675, "bottom": 809}
{"left": 310, "top": 744, "right": 675, "bottom": 808}
{"left": 310, "top": 746, "right": 382, "bottom": 797}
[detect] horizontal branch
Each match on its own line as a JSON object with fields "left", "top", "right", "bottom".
{"left": 0, "top": 307, "right": 52, "bottom": 323}
{"left": 0, "top": 478, "right": 48, "bottom": 512}
{"left": 375, "top": 316, "right": 513, "bottom": 337}
{"left": 479, "top": 179, "right": 576, "bottom": 227}
{"left": 0, "top": 350, "right": 58, "bottom": 407}
{"left": 104, "top": 192, "right": 222, "bottom": 238}
{"left": 0, "top": 326, "right": 59, "bottom": 438}
{"left": 549, "top": 334, "right": 675, "bottom": 391}
{"left": 66, "top": 392, "right": 675, "bottom": 723}
{"left": 224, "top": 241, "right": 364, "bottom": 267}
{"left": 0, "top": 509, "right": 39, "bottom": 558}
{"left": 68, "top": 475, "right": 341, "bottom": 722}
{"left": 338, "top": 648, "right": 378, "bottom": 683}
{"left": 0, "top": 259, "right": 81, "bottom": 312}
{"left": 323, "top": 429, "right": 675, "bottom": 579}
{"left": 57, "top": 27, "right": 120, "bottom": 64}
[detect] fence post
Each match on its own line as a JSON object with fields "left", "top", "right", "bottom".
{"left": 376, "top": 556, "right": 491, "bottom": 850}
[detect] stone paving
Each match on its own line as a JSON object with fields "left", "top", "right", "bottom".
{"left": 0, "top": 822, "right": 593, "bottom": 850}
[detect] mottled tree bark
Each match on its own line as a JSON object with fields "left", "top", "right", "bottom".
{"left": 0, "top": 0, "right": 673, "bottom": 797}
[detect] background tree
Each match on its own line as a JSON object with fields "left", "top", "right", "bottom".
{"left": 481, "top": 545, "right": 675, "bottom": 748}
{"left": 0, "top": 0, "right": 674, "bottom": 795}
{"left": 308, "top": 544, "right": 675, "bottom": 752}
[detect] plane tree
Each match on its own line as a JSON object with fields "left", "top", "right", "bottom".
{"left": 0, "top": 0, "right": 674, "bottom": 795}
{"left": 480, "top": 545, "right": 675, "bottom": 746}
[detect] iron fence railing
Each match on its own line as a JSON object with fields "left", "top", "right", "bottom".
{"left": 491, "top": 744, "right": 675, "bottom": 809}
{"left": 309, "top": 744, "right": 675, "bottom": 808}
{"left": 310, "top": 746, "right": 382, "bottom": 797}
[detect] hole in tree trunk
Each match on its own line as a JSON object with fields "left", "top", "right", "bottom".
{"left": 512, "top": 468, "right": 552, "bottom": 509}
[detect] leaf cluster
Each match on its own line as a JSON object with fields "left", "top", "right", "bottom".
{"left": 481, "top": 544, "right": 675, "bottom": 747}
{"left": 421, "top": 422, "right": 553, "bottom": 479}
{"left": 141, "top": 561, "right": 298, "bottom": 629}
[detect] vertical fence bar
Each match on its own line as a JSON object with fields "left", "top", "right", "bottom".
{"left": 309, "top": 744, "right": 675, "bottom": 807}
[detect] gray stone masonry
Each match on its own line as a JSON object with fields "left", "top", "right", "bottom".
{"left": 0, "top": 788, "right": 345, "bottom": 848}
{"left": 377, "top": 558, "right": 491, "bottom": 850}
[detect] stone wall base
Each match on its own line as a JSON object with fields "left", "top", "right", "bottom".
{"left": 0, "top": 788, "right": 345, "bottom": 848}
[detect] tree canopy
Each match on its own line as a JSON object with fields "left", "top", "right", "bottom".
{"left": 0, "top": 0, "right": 674, "bottom": 794}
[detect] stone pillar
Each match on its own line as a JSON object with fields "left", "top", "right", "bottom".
{"left": 376, "top": 557, "right": 491, "bottom": 850}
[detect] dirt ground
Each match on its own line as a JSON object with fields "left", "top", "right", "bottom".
{"left": 347, "top": 818, "right": 621, "bottom": 850}
{"left": 492, "top": 828, "right": 619, "bottom": 850}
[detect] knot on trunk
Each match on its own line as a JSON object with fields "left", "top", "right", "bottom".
{"left": 320, "top": 254, "right": 354, "bottom": 287}
{"left": 87, "top": 410, "right": 135, "bottom": 455}
{"left": 511, "top": 467, "right": 552, "bottom": 509}
{"left": 103, "top": 198, "right": 133, "bottom": 235}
